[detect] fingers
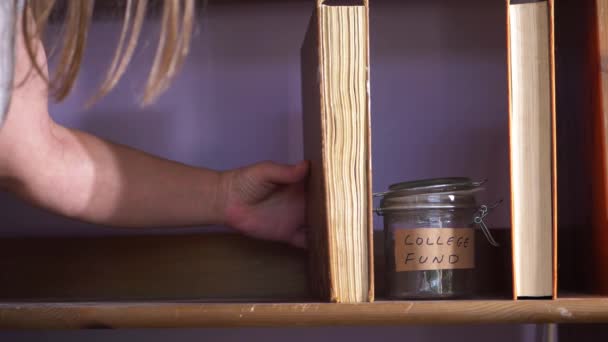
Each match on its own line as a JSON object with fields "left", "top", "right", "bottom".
{"left": 253, "top": 160, "right": 309, "bottom": 185}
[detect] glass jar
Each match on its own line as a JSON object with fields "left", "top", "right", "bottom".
{"left": 375, "top": 177, "right": 497, "bottom": 300}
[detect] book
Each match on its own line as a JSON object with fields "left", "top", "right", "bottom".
{"left": 592, "top": 0, "right": 608, "bottom": 294}
{"left": 300, "top": 0, "right": 373, "bottom": 303}
{"left": 506, "top": 0, "right": 557, "bottom": 298}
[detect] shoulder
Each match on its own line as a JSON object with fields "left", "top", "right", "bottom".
{"left": 0, "top": 0, "right": 19, "bottom": 127}
{"left": 0, "top": 0, "right": 52, "bottom": 188}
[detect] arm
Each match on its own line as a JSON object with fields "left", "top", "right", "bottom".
{"left": 0, "top": 17, "right": 308, "bottom": 247}
{"left": 0, "top": 19, "right": 227, "bottom": 228}
{"left": 9, "top": 123, "right": 226, "bottom": 228}
{"left": 2, "top": 114, "right": 307, "bottom": 247}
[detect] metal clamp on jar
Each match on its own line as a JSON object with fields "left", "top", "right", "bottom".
{"left": 375, "top": 177, "right": 500, "bottom": 300}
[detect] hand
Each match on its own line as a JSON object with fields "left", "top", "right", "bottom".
{"left": 220, "top": 160, "right": 309, "bottom": 248}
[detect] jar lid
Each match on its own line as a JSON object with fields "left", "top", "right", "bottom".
{"left": 375, "top": 177, "right": 485, "bottom": 212}
{"left": 387, "top": 177, "right": 484, "bottom": 194}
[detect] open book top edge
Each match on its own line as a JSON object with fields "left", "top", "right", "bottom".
{"left": 318, "top": 0, "right": 367, "bottom": 6}
{"left": 509, "top": 0, "right": 547, "bottom": 5}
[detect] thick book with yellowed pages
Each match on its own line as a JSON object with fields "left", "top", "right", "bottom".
{"left": 507, "top": 0, "right": 557, "bottom": 299}
{"left": 300, "top": 0, "right": 373, "bottom": 303}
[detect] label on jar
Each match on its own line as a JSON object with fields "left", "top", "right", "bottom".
{"left": 393, "top": 228, "right": 475, "bottom": 272}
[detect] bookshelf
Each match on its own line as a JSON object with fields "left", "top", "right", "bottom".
{"left": 1, "top": 0, "right": 607, "bottom": 329}
{"left": 0, "top": 232, "right": 606, "bottom": 328}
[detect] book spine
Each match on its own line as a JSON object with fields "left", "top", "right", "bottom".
{"left": 507, "top": 0, "right": 555, "bottom": 299}
{"left": 549, "top": 0, "right": 558, "bottom": 301}
{"left": 363, "top": 1, "right": 374, "bottom": 303}
{"left": 593, "top": 0, "right": 608, "bottom": 294}
{"left": 301, "top": 5, "right": 334, "bottom": 302}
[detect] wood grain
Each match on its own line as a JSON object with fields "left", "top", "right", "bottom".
{"left": 1, "top": 298, "right": 608, "bottom": 329}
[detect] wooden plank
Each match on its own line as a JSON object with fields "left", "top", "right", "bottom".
{"left": 0, "top": 298, "right": 608, "bottom": 329}
{"left": 0, "top": 234, "right": 309, "bottom": 301}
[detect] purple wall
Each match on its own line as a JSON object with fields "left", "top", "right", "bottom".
{"left": 370, "top": 0, "right": 509, "bottom": 230}
{"left": 0, "top": 0, "right": 510, "bottom": 237}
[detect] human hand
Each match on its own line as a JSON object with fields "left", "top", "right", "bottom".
{"left": 220, "top": 160, "right": 309, "bottom": 248}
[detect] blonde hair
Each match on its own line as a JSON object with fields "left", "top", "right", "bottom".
{"left": 21, "top": 0, "right": 196, "bottom": 105}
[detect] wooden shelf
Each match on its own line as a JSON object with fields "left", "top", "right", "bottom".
{"left": 1, "top": 298, "right": 608, "bottom": 329}
{"left": 0, "top": 232, "right": 601, "bottom": 328}
{"left": 0, "top": 231, "right": 511, "bottom": 301}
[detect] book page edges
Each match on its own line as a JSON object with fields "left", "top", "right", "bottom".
{"left": 507, "top": 0, "right": 555, "bottom": 299}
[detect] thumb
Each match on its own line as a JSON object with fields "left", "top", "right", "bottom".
{"left": 253, "top": 160, "right": 309, "bottom": 185}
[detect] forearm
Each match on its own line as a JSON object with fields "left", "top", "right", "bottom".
{"left": 10, "top": 122, "right": 227, "bottom": 228}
